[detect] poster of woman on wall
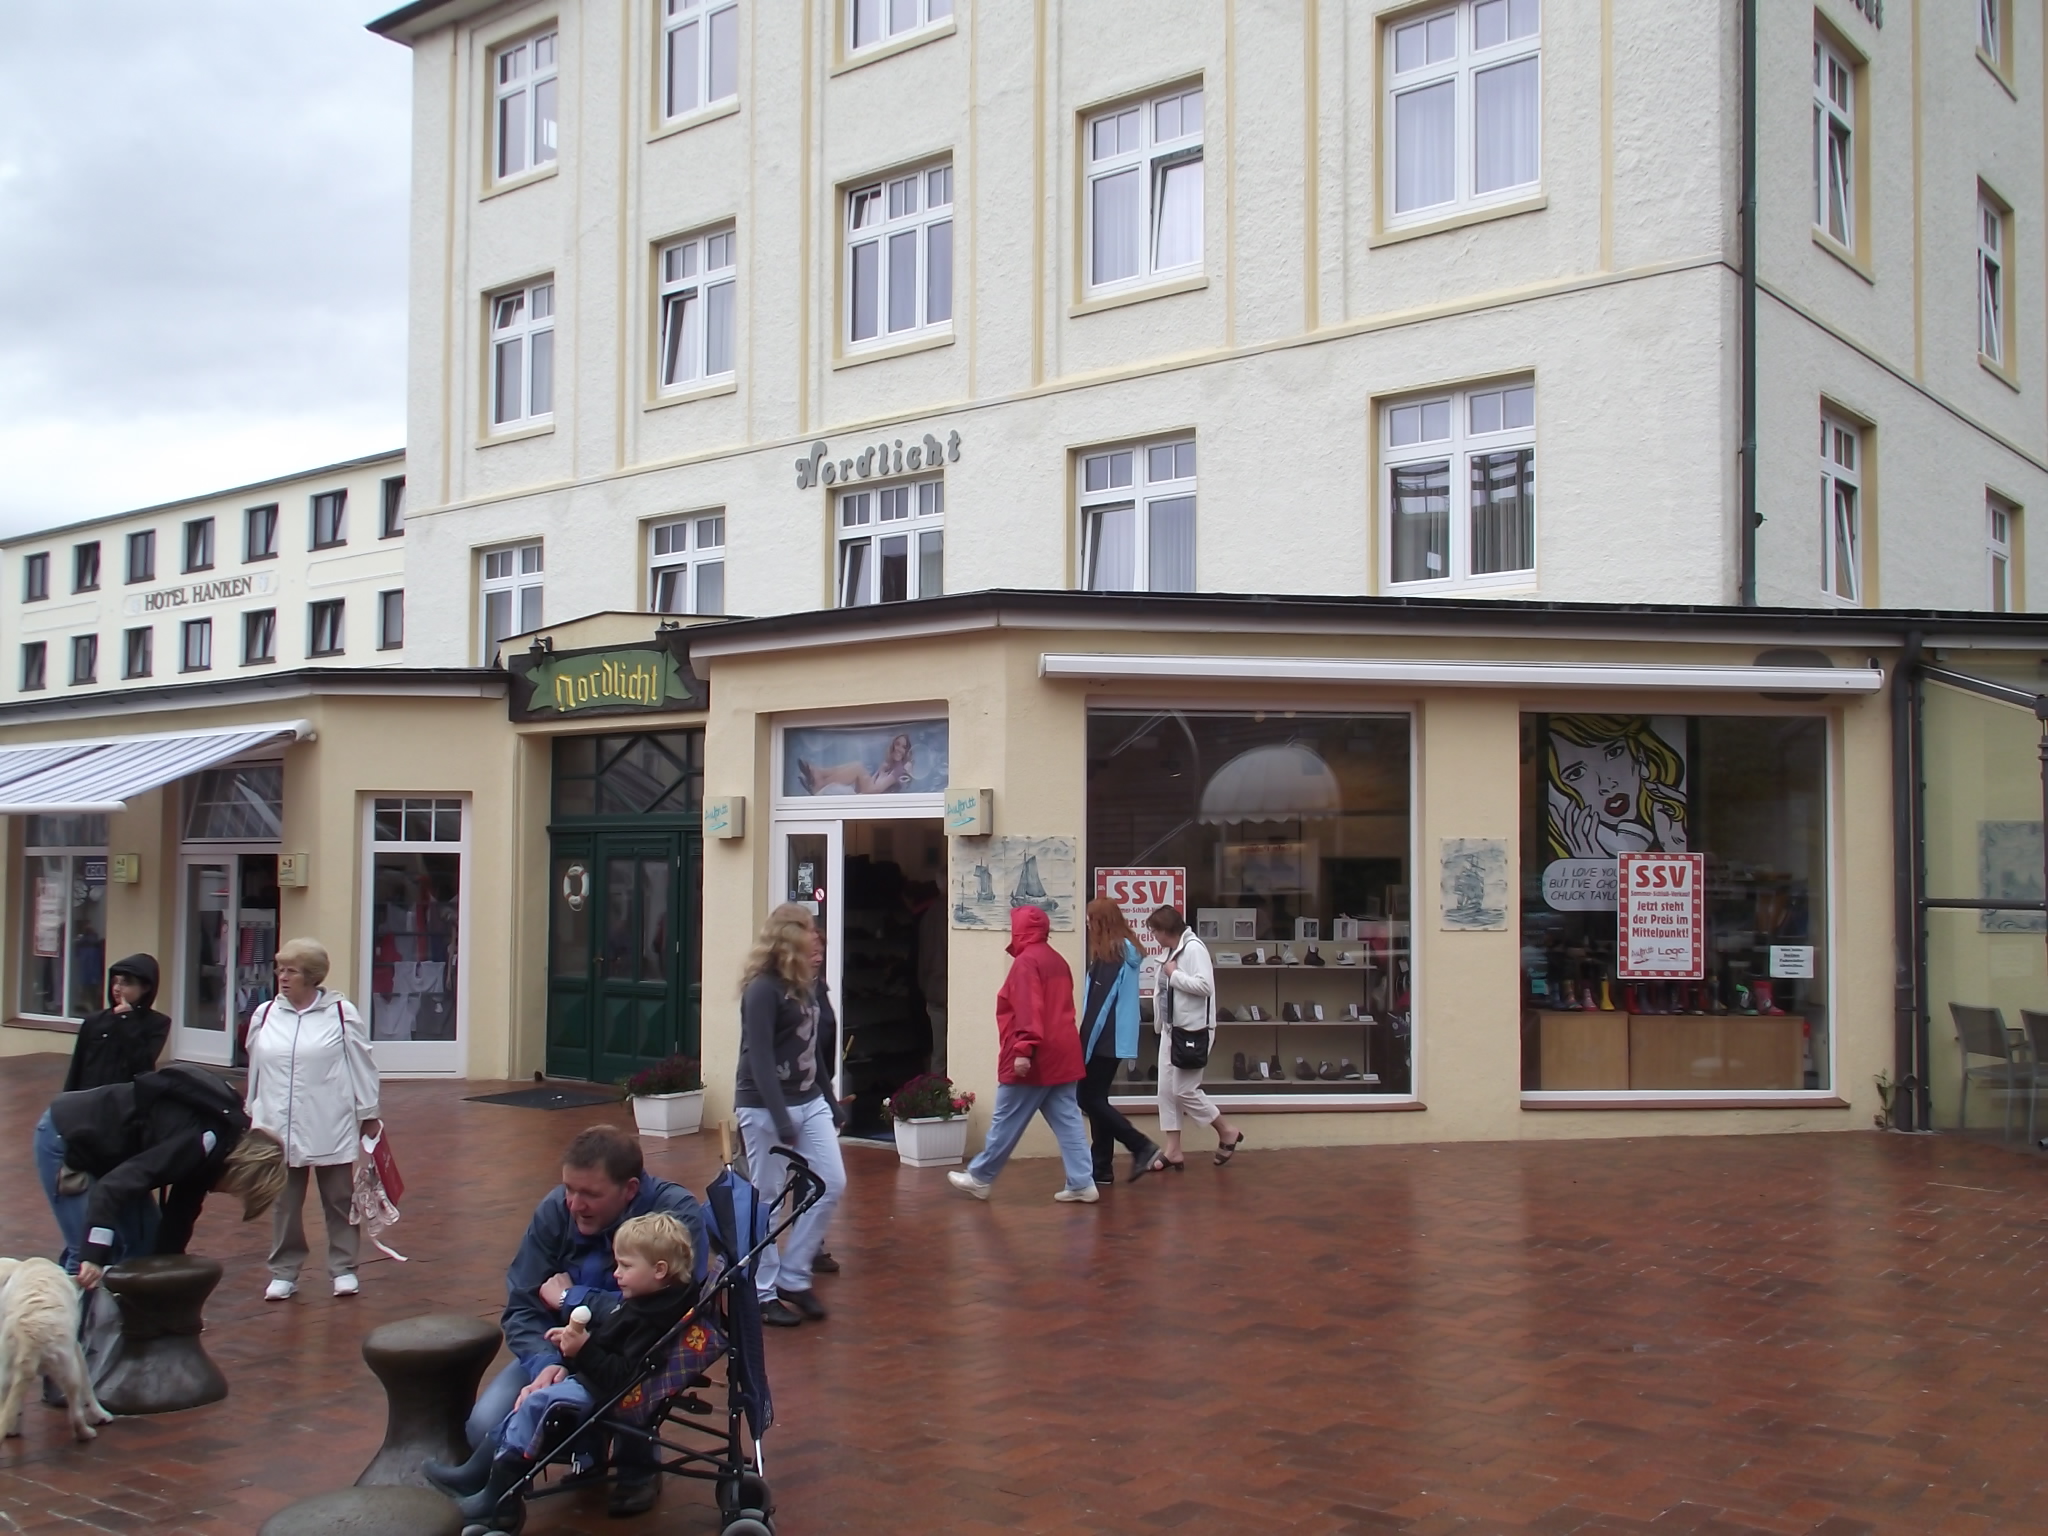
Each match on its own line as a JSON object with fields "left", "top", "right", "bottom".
{"left": 1544, "top": 715, "right": 1689, "bottom": 859}
{"left": 782, "top": 720, "right": 949, "bottom": 797}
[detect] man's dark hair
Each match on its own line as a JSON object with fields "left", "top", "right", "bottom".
{"left": 562, "top": 1124, "right": 644, "bottom": 1185}
{"left": 1147, "top": 904, "right": 1187, "bottom": 936}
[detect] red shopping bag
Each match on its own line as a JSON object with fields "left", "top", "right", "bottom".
{"left": 364, "top": 1127, "right": 405, "bottom": 1203}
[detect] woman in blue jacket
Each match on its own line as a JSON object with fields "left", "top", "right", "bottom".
{"left": 1077, "top": 899, "right": 1165, "bottom": 1183}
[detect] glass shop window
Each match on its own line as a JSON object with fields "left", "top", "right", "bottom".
{"left": 1085, "top": 709, "right": 1414, "bottom": 1097}
{"left": 18, "top": 815, "right": 109, "bottom": 1020}
{"left": 552, "top": 731, "right": 704, "bottom": 818}
{"left": 1519, "top": 714, "right": 1830, "bottom": 1094}
{"left": 368, "top": 797, "right": 464, "bottom": 1044}
{"left": 184, "top": 764, "right": 285, "bottom": 842}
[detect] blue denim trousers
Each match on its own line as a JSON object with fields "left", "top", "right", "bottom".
{"left": 965, "top": 1082, "right": 1094, "bottom": 1191}
{"left": 497, "top": 1376, "right": 595, "bottom": 1456}
{"left": 35, "top": 1110, "right": 159, "bottom": 1273}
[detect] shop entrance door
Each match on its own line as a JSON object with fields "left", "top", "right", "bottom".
{"left": 547, "top": 831, "right": 699, "bottom": 1083}
{"left": 174, "top": 851, "right": 280, "bottom": 1067}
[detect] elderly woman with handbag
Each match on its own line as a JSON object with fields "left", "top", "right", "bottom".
{"left": 244, "top": 936, "right": 382, "bottom": 1300}
{"left": 1147, "top": 906, "right": 1245, "bottom": 1169}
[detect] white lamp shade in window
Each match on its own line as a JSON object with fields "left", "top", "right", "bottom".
{"left": 1196, "top": 744, "right": 1342, "bottom": 824}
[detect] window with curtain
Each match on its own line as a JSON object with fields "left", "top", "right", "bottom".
{"left": 1812, "top": 35, "right": 1855, "bottom": 249}
{"left": 648, "top": 514, "right": 727, "bottom": 615}
{"left": 1085, "top": 84, "right": 1204, "bottom": 295}
{"left": 837, "top": 479, "right": 943, "bottom": 606}
{"left": 658, "top": 229, "right": 737, "bottom": 390}
{"left": 1383, "top": 382, "right": 1535, "bottom": 590}
{"left": 1819, "top": 412, "right": 1863, "bottom": 605}
{"left": 1078, "top": 438, "right": 1196, "bottom": 594}
{"left": 664, "top": 0, "right": 738, "bottom": 119}
{"left": 846, "top": 163, "right": 952, "bottom": 347}
{"left": 1386, "top": 1, "right": 1539, "bottom": 226}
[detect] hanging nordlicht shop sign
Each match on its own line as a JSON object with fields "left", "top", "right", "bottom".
{"left": 1616, "top": 852, "right": 1705, "bottom": 980}
{"left": 505, "top": 633, "right": 708, "bottom": 723}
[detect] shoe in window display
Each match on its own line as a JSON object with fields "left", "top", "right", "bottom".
{"left": 1251, "top": 946, "right": 1267, "bottom": 965}
{"left": 1310, "top": 1002, "right": 1325, "bottom": 1021}
{"left": 1217, "top": 950, "right": 1242, "bottom": 966}
{"left": 1338, "top": 1059, "right": 1364, "bottom": 1080}
{"left": 1753, "top": 979, "right": 1785, "bottom": 1015}
{"left": 1293, "top": 1056, "right": 1316, "bottom": 1081}
{"left": 1340, "top": 1003, "right": 1361, "bottom": 1021}
{"left": 1303, "top": 944, "right": 1326, "bottom": 966}
{"left": 1337, "top": 950, "right": 1360, "bottom": 966}
{"left": 1216, "top": 1006, "right": 1236, "bottom": 1022}
{"left": 1268, "top": 1052, "right": 1282, "bottom": 1078}
{"left": 1248, "top": 1004, "right": 1267, "bottom": 1022}
{"left": 1233, "top": 1052, "right": 1250, "bottom": 1080}
{"left": 1559, "top": 978, "right": 1579, "bottom": 1010}
{"left": 1623, "top": 983, "right": 1644, "bottom": 1014}
{"left": 1282, "top": 1002, "right": 1302, "bottom": 1022}
{"left": 1596, "top": 976, "right": 1615, "bottom": 1011}
{"left": 1317, "top": 1059, "right": 1341, "bottom": 1080}
{"left": 1279, "top": 944, "right": 1299, "bottom": 965}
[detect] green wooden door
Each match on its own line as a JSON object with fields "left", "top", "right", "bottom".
{"left": 548, "top": 832, "right": 697, "bottom": 1082}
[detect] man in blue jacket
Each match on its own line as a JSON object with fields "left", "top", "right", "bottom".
{"left": 465, "top": 1123, "right": 706, "bottom": 1518}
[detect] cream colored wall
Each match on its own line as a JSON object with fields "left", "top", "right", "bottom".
{"left": 697, "top": 621, "right": 1896, "bottom": 1155}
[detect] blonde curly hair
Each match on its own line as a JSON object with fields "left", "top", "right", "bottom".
{"left": 216, "top": 1127, "right": 287, "bottom": 1221}
{"left": 740, "top": 902, "right": 816, "bottom": 993}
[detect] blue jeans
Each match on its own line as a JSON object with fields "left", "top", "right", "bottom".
{"left": 497, "top": 1376, "right": 594, "bottom": 1457}
{"left": 735, "top": 1097, "right": 847, "bottom": 1300}
{"left": 468, "top": 1358, "right": 653, "bottom": 1475}
{"left": 966, "top": 1082, "right": 1094, "bottom": 1192}
{"left": 35, "top": 1111, "right": 158, "bottom": 1274}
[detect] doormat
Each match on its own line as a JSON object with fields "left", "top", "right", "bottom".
{"left": 466, "top": 1085, "right": 621, "bottom": 1111}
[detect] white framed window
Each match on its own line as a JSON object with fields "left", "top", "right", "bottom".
{"left": 1989, "top": 496, "right": 2017, "bottom": 613}
{"left": 1979, "top": 193, "right": 2009, "bottom": 368}
{"left": 1079, "top": 438, "right": 1196, "bottom": 594}
{"left": 363, "top": 796, "right": 467, "bottom": 1057}
{"left": 1085, "top": 85, "right": 1204, "bottom": 294}
{"left": 19, "top": 815, "right": 109, "bottom": 1021}
{"left": 1819, "top": 411, "right": 1863, "bottom": 604}
{"left": 850, "top": 0, "right": 952, "bottom": 52}
{"left": 658, "top": 229, "right": 736, "bottom": 390}
{"left": 1980, "top": 0, "right": 2006, "bottom": 66}
{"left": 846, "top": 163, "right": 952, "bottom": 347}
{"left": 495, "top": 29, "right": 558, "bottom": 181}
{"left": 491, "top": 280, "right": 555, "bottom": 429}
{"left": 837, "top": 479, "right": 943, "bottom": 606}
{"left": 649, "top": 515, "right": 726, "bottom": 614}
{"left": 481, "top": 542, "right": 544, "bottom": 658}
{"left": 180, "top": 618, "right": 212, "bottom": 673}
{"left": 665, "top": 0, "right": 738, "bottom": 118}
{"left": 1386, "top": 1, "right": 1540, "bottom": 225}
{"left": 1813, "top": 35, "right": 1854, "bottom": 248}
{"left": 1383, "top": 382, "right": 1536, "bottom": 590}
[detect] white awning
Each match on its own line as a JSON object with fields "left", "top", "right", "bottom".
{"left": 0, "top": 720, "right": 313, "bottom": 814}
{"left": 1039, "top": 654, "right": 1885, "bottom": 694}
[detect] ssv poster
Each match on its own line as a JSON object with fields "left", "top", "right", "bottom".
{"left": 1617, "top": 852, "right": 1704, "bottom": 979}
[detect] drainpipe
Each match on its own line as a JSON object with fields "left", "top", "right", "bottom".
{"left": 1890, "top": 631, "right": 1922, "bottom": 1129}
{"left": 1739, "top": 0, "right": 1760, "bottom": 606}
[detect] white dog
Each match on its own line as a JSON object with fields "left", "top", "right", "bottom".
{"left": 0, "top": 1257, "right": 112, "bottom": 1442}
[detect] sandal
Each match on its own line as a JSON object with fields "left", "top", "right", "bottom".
{"left": 1161, "top": 1156, "right": 1187, "bottom": 1172}
{"left": 1214, "top": 1131, "right": 1246, "bottom": 1166}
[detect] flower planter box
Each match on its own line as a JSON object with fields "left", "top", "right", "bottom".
{"left": 895, "top": 1114, "right": 969, "bottom": 1168}
{"left": 631, "top": 1089, "right": 704, "bottom": 1139}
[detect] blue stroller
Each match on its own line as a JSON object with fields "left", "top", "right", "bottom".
{"left": 463, "top": 1148, "right": 825, "bottom": 1535}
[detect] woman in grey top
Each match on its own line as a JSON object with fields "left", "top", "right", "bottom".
{"left": 733, "top": 902, "right": 846, "bottom": 1328}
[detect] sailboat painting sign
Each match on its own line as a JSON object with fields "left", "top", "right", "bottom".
{"left": 950, "top": 835, "right": 1078, "bottom": 931}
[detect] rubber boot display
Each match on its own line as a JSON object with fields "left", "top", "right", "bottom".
{"left": 1755, "top": 978, "right": 1784, "bottom": 1015}
{"left": 1598, "top": 976, "right": 1616, "bottom": 1011}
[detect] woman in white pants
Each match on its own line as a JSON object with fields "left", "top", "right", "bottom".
{"left": 244, "top": 937, "right": 381, "bottom": 1299}
{"left": 1147, "top": 906, "right": 1245, "bottom": 1169}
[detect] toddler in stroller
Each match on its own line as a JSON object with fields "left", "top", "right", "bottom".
{"left": 426, "top": 1210, "right": 699, "bottom": 1525}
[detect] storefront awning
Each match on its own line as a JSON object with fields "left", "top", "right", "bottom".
{"left": 1039, "top": 654, "right": 1885, "bottom": 693}
{"left": 0, "top": 719, "right": 313, "bottom": 814}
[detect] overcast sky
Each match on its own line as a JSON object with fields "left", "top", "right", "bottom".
{"left": 0, "top": 3, "right": 411, "bottom": 537}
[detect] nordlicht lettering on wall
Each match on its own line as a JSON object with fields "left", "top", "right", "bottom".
{"left": 794, "top": 430, "right": 961, "bottom": 489}
{"left": 122, "top": 570, "right": 278, "bottom": 617}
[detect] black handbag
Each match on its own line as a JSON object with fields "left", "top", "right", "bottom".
{"left": 1160, "top": 966, "right": 1211, "bottom": 1070}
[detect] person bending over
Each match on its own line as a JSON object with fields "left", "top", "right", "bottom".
{"left": 426, "top": 1212, "right": 700, "bottom": 1527}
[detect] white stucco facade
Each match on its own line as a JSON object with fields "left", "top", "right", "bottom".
{"left": 373, "top": 0, "right": 2047, "bottom": 661}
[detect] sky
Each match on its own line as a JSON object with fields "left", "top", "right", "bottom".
{"left": 0, "top": 3, "right": 412, "bottom": 537}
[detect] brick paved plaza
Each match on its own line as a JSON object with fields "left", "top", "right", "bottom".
{"left": 0, "top": 1053, "right": 2046, "bottom": 1534}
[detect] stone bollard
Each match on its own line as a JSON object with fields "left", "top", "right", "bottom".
{"left": 356, "top": 1313, "right": 503, "bottom": 1488}
{"left": 95, "top": 1254, "right": 228, "bottom": 1415}
{"left": 258, "top": 1486, "right": 463, "bottom": 1536}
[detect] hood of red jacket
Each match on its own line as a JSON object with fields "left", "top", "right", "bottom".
{"left": 1007, "top": 904, "right": 1050, "bottom": 956}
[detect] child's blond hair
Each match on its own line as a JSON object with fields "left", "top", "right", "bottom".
{"left": 614, "top": 1211, "right": 694, "bottom": 1282}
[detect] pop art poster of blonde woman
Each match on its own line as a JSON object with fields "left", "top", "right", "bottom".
{"left": 1544, "top": 715, "right": 1689, "bottom": 860}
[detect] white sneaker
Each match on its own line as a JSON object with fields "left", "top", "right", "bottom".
{"left": 1053, "top": 1185, "right": 1101, "bottom": 1203}
{"left": 946, "top": 1170, "right": 991, "bottom": 1201}
{"left": 264, "top": 1279, "right": 296, "bottom": 1302}
{"left": 332, "top": 1274, "right": 359, "bottom": 1298}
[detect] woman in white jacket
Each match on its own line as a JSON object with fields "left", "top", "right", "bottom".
{"left": 1146, "top": 906, "right": 1245, "bottom": 1169}
{"left": 244, "top": 937, "right": 381, "bottom": 1300}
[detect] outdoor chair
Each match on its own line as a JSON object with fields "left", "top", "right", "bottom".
{"left": 1951, "top": 1003, "right": 2028, "bottom": 1140}
{"left": 2018, "top": 1011, "right": 2048, "bottom": 1146}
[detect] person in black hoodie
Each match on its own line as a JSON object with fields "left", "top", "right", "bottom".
{"left": 39, "top": 1063, "right": 287, "bottom": 1290}
{"left": 425, "top": 1210, "right": 701, "bottom": 1527}
{"left": 32, "top": 955, "right": 172, "bottom": 1273}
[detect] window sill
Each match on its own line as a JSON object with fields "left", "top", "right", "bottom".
{"left": 1384, "top": 577, "right": 1538, "bottom": 598}
{"left": 6, "top": 1015, "right": 80, "bottom": 1036}
{"left": 1070, "top": 273, "right": 1209, "bottom": 317}
{"left": 645, "top": 378, "right": 739, "bottom": 413}
{"left": 480, "top": 165, "right": 559, "bottom": 202}
{"left": 478, "top": 421, "right": 556, "bottom": 448}
{"left": 245, "top": 553, "right": 279, "bottom": 563}
{"left": 1111, "top": 1094, "right": 1424, "bottom": 1113}
{"left": 833, "top": 331, "right": 955, "bottom": 370}
{"left": 830, "top": 18, "right": 956, "bottom": 75}
{"left": 1980, "top": 354, "right": 2021, "bottom": 394}
{"left": 311, "top": 542, "right": 347, "bottom": 553}
{"left": 1371, "top": 193, "right": 1547, "bottom": 249}
{"left": 241, "top": 658, "right": 278, "bottom": 668}
{"left": 649, "top": 98, "right": 740, "bottom": 144}
{"left": 1812, "top": 230, "right": 1875, "bottom": 285}
{"left": 1521, "top": 1093, "right": 1850, "bottom": 1111}
{"left": 1978, "top": 47, "right": 2018, "bottom": 100}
